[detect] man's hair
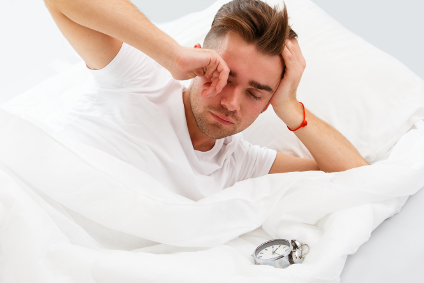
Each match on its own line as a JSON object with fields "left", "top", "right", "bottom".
{"left": 204, "top": 0, "right": 297, "bottom": 56}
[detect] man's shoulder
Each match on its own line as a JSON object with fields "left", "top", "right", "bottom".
{"left": 89, "top": 42, "right": 175, "bottom": 89}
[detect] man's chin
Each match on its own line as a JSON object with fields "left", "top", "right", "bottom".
{"left": 199, "top": 123, "right": 238, "bottom": 140}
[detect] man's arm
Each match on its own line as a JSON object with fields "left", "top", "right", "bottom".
{"left": 44, "top": 0, "right": 229, "bottom": 96}
{"left": 269, "top": 39, "right": 368, "bottom": 174}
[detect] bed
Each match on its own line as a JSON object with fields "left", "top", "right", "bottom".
{"left": 1, "top": 0, "right": 423, "bottom": 282}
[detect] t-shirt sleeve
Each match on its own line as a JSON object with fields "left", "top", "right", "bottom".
{"left": 235, "top": 138, "right": 277, "bottom": 181}
{"left": 88, "top": 42, "right": 173, "bottom": 92}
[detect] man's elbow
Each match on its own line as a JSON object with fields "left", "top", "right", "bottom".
{"left": 321, "top": 158, "right": 369, "bottom": 173}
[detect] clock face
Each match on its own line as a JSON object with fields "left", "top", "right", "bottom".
{"left": 256, "top": 244, "right": 291, "bottom": 260}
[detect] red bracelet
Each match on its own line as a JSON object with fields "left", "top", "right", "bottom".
{"left": 287, "top": 102, "right": 308, "bottom": 131}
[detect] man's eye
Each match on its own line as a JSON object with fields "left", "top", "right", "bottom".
{"left": 248, "top": 91, "right": 261, "bottom": 100}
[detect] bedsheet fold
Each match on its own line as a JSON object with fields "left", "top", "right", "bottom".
{"left": 1, "top": 109, "right": 423, "bottom": 282}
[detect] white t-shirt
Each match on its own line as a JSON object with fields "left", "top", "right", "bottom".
{"left": 52, "top": 43, "right": 277, "bottom": 201}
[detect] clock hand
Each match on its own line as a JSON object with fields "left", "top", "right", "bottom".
{"left": 274, "top": 245, "right": 281, "bottom": 254}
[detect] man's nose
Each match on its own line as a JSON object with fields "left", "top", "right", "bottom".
{"left": 220, "top": 86, "right": 241, "bottom": 112}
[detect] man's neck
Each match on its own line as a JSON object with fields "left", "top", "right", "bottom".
{"left": 183, "top": 88, "right": 216, "bottom": 152}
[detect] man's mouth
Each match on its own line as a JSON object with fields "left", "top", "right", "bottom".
{"left": 210, "top": 112, "right": 234, "bottom": 125}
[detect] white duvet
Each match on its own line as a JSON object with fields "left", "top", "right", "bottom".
{"left": 1, "top": 104, "right": 424, "bottom": 283}
{"left": 1, "top": 0, "right": 424, "bottom": 282}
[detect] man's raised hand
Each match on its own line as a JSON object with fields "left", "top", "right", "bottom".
{"left": 270, "top": 38, "right": 307, "bottom": 126}
{"left": 270, "top": 38, "right": 306, "bottom": 109}
{"left": 171, "top": 45, "right": 230, "bottom": 97}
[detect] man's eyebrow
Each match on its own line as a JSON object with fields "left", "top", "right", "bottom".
{"left": 229, "top": 70, "right": 274, "bottom": 93}
{"left": 248, "top": 80, "right": 273, "bottom": 92}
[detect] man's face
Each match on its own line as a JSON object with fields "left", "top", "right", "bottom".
{"left": 188, "top": 31, "right": 284, "bottom": 139}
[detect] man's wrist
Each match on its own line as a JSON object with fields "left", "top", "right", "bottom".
{"left": 274, "top": 100, "right": 305, "bottom": 130}
{"left": 159, "top": 43, "right": 183, "bottom": 75}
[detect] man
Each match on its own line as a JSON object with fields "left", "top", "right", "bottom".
{"left": 45, "top": 0, "right": 368, "bottom": 200}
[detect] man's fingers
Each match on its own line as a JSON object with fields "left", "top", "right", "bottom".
{"left": 282, "top": 46, "right": 296, "bottom": 78}
{"left": 279, "top": 47, "right": 303, "bottom": 99}
{"left": 177, "top": 47, "right": 229, "bottom": 97}
{"left": 215, "top": 61, "right": 230, "bottom": 93}
{"left": 204, "top": 64, "right": 214, "bottom": 79}
{"left": 203, "top": 87, "right": 216, "bottom": 98}
{"left": 203, "top": 57, "right": 229, "bottom": 97}
{"left": 291, "top": 40, "right": 306, "bottom": 68}
{"left": 201, "top": 81, "right": 213, "bottom": 97}
{"left": 204, "top": 51, "right": 220, "bottom": 79}
{"left": 286, "top": 39, "right": 306, "bottom": 69}
{"left": 207, "top": 77, "right": 219, "bottom": 97}
{"left": 193, "top": 68, "right": 205, "bottom": 77}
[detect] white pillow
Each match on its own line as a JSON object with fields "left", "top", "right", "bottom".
{"left": 163, "top": 0, "right": 424, "bottom": 163}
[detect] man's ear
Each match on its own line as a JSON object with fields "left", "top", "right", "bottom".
{"left": 194, "top": 43, "right": 202, "bottom": 48}
{"left": 261, "top": 102, "right": 271, "bottom": 113}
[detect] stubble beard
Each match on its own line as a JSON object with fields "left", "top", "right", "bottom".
{"left": 188, "top": 81, "right": 239, "bottom": 140}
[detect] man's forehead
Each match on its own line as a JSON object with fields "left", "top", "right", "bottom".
{"left": 228, "top": 70, "right": 274, "bottom": 93}
{"left": 218, "top": 32, "right": 283, "bottom": 92}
